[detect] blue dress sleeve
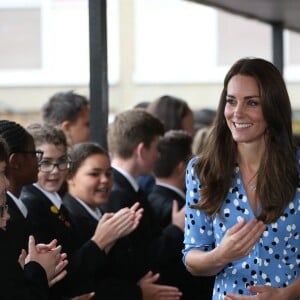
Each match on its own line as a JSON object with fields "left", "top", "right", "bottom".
{"left": 183, "top": 156, "right": 215, "bottom": 265}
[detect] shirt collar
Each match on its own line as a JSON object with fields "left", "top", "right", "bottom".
{"left": 74, "top": 197, "right": 102, "bottom": 221}
{"left": 112, "top": 165, "right": 140, "bottom": 192}
{"left": 155, "top": 181, "right": 186, "bottom": 200}
{"left": 33, "top": 183, "right": 62, "bottom": 209}
{"left": 7, "top": 191, "right": 28, "bottom": 218}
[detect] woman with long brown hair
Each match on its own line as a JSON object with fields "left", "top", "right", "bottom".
{"left": 183, "top": 57, "right": 300, "bottom": 299}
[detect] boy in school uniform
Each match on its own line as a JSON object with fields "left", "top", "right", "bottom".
{"left": 101, "top": 109, "right": 184, "bottom": 300}
{"left": 148, "top": 130, "right": 214, "bottom": 300}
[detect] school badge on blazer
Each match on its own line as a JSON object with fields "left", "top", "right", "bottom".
{"left": 50, "top": 205, "right": 72, "bottom": 228}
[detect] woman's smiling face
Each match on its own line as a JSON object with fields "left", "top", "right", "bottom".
{"left": 224, "top": 74, "right": 267, "bottom": 144}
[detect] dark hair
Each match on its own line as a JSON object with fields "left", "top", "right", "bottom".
{"left": 0, "top": 136, "right": 9, "bottom": 163}
{"left": 153, "top": 130, "right": 192, "bottom": 177}
{"left": 194, "top": 57, "right": 297, "bottom": 224}
{"left": 108, "top": 109, "right": 164, "bottom": 159}
{"left": 42, "top": 90, "right": 89, "bottom": 125}
{"left": 27, "top": 123, "right": 68, "bottom": 149}
{"left": 68, "top": 142, "right": 108, "bottom": 177}
{"left": 0, "top": 120, "right": 33, "bottom": 154}
{"left": 133, "top": 101, "right": 150, "bottom": 110}
{"left": 147, "top": 95, "right": 192, "bottom": 131}
{"left": 194, "top": 108, "right": 216, "bottom": 131}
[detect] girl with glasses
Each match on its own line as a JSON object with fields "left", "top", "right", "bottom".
{"left": 21, "top": 123, "right": 73, "bottom": 251}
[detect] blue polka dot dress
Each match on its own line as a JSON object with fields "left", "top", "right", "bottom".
{"left": 183, "top": 156, "right": 300, "bottom": 299}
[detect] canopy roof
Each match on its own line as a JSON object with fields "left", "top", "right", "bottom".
{"left": 189, "top": 0, "right": 300, "bottom": 33}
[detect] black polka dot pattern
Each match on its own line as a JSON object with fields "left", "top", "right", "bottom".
{"left": 183, "top": 157, "right": 300, "bottom": 299}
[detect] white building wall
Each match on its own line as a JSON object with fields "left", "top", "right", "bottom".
{"left": 0, "top": 0, "right": 300, "bottom": 126}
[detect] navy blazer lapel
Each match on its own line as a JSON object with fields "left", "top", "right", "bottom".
{"left": 63, "top": 193, "right": 99, "bottom": 246}
{"left": 22, "top": 185, "right": 55, "bottom": 213}
{"left": 112, "top": 168, "right": 136, "bottom": 194}
{"left": 22, "top": 185, "right": 73, "bottom": 230}
{"left": 63, "top": 193, "right": 97, "bottom": 226}
{"left": 152, "top": 185, "right": 185, "bottom": 207}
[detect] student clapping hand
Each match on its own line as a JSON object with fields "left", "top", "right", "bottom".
{"left": 18, "top": 235, "right": 68, "bottom": 287}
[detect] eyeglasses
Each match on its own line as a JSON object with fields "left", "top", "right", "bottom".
{"left": 39, "top": 159, "right": 72, "bottom": 173}
{"left": 0, "top": 204, "right": 8, "bottom": 218}
{"left": 15, "top": 150, "right": 44, "bottom": 162}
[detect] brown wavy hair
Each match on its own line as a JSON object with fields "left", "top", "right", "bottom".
{"left": 194, "top": 57, "right": 298, "bottom": 224}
